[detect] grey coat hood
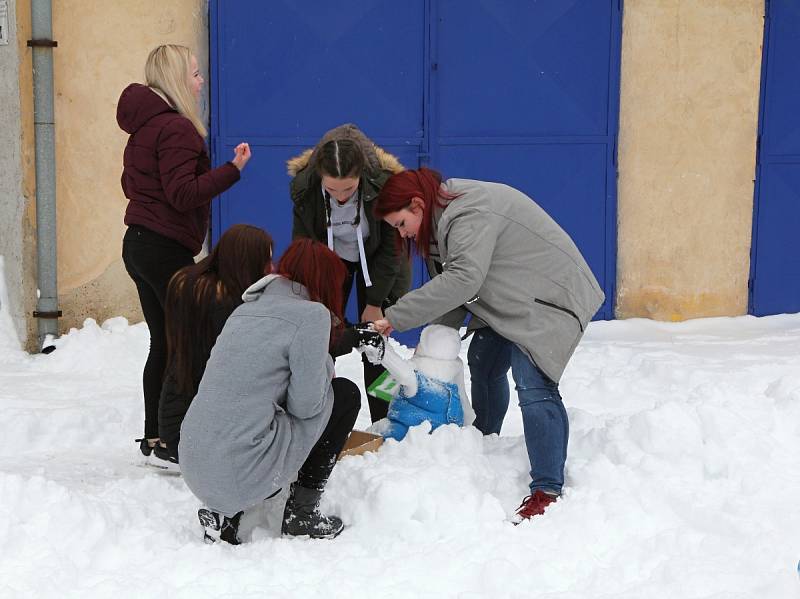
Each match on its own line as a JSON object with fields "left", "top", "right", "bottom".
{"left": 241, "top": 273, "right": 290, "bottom": 302}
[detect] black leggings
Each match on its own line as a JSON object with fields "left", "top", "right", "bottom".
{"left": 298, "top": 377, "right": 361, "bottom": 490}
{"left": 122, "top": 226, "right": 194, "bottom": 439}
{"left": 341, "top": 259, "right": 392, "bottom": 422}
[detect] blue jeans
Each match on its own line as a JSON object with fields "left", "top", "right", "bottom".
{"left": 468, "top": 327, "right": 568, "bottom": 495}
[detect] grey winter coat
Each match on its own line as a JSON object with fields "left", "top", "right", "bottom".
{"left": 385, "top": 179, "right": 605, "bottom": 383}
{"left": 179, "top": 275, "right": 335, "bottom": 516}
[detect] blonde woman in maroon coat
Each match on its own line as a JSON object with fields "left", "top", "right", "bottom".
{"left": 117, "top": 44, "right": 251, "bottom": 461}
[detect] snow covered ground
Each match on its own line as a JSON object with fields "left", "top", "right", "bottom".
{"left": 1, "top": 292, "right": 799, "bottom": 597}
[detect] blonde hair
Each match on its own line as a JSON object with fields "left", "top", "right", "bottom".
{"left": 145, "top": 44, "right": 207, "bottom": 138}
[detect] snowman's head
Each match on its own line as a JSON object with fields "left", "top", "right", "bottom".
{"left": 414, "top": 324, "right": 461, "bottom": 361}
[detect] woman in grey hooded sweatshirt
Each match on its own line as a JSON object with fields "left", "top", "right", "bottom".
{"left": 288, "top": 124, "right": 409, "bottom": 422}
{"left": 179, "top": 239, "right": 377, "bottom": 543}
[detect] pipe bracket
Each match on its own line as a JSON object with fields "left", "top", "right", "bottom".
{"left": 33, "top": 310, "right": 62, "bottom": 319}
{"left": 27, "top": 39, "right": 58, "bottom": 47}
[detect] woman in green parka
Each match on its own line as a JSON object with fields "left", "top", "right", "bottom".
{"left": 287, "top": 124, "right": 410, "bottom": 421}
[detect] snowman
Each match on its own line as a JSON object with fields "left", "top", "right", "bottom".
{"left": 356, "top": 324, "right": 476, "bottom": 441}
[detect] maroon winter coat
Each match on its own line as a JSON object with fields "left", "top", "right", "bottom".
{"left": 117, "top": 83, "right": 240, "bottom": 254}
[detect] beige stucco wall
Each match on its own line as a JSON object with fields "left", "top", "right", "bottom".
{"left": 616, "top": 0, "right": 763, "bottom": 320}
{"left": 27, "top": 1, "right": 209, "bottom": 337}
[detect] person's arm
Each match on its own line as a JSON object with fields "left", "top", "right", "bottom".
{"left": 290, "top": 171, "right": 320, "bottom": 241}
{"left": 384, "top": 209, "right": 499, "bottom": 332}
{"left": 286, "top": 306, "right": 334, "bottom": 419}
{"left": 291, "top": 203, "right": 317, "bottom": 241}
{"left": 329, "top": 325, "right": 358, "bottom": 359}
{"left": 158, "top": 119, "right": 241, "bottom": 212}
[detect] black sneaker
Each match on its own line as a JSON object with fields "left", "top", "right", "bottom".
{"left": 281, "top": 483, "right": 344, "bottom": 539}
{"left": 148, "top": 444, "right": 180, "bottom": 473}
{"left": 135, "top": 438, "right": 155, "bottom": 457}
{"left": 198, "top": 508, "right": 243, "bottom": 545}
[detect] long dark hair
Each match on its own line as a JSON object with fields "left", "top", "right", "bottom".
{"left": 373, "top": 167, "right": 460, "bottom": 258}
{"left": 313, "top": 138, "right": 366, "bottom": 179}
{"left": 275, "top": 239, "right": 347, "bottom": 348}
{"left": 165, "top": 224, "right": 273, "bottom": 394}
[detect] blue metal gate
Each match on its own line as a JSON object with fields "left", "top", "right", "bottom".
{"left": 210, "top": 0, "right": 622, "bottom": 328}
{"left": 750, "top": 0, "right": 800, "bottom": 315}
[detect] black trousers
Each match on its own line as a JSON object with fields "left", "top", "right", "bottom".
{"left": 298, "top": 377, "right": 361, "bottom": 490}
{"left": 341, "top": 259, "right": 392, "bottom": 422}
{"left": 122, "top": 225, "right": 194, "bottom": 439}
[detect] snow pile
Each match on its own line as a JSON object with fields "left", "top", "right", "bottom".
{"left": 0, "top": 256, "right": 21, "bottom": 354}
{"left": 1, "top": 313, "right": 799, "bottom": 597}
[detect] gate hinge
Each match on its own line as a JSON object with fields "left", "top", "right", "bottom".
{"left": 755, "top": 134, "right": 761, "bottom": 165}
{"left": 612, "top": 134, "right": 619, "bottom": 170}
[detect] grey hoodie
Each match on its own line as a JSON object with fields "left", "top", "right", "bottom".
{"left": 179, "top": 275, "right": 334, "bottom": 516}
{"left": 385, "top": 179, "right": 605, "bottom": 383}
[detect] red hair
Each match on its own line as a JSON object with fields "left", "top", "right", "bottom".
{"left": 373, "top": 167, "right": 460, "bottom": 257}
{"left": 276, "top": 239, "right": 347, "bottom": 346}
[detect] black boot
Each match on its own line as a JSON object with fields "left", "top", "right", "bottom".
{"left": 281, "top": 482, "right": 344, "bottom": 539}
{"left": 135, "top": 438, "right": 154, "bottom": 457}
{"left": 198, "top": 508, "right": 243, "bottom": 545}
{"left": 150, "top": 444, "right": 180, "bottom": 473}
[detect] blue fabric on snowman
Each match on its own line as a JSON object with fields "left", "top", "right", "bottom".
{"left": 383, "top": 371, "right": 465, "bottom": 441}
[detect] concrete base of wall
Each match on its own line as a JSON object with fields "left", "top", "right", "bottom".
{"left": 58, "top": 258, "right": 144, "bottom": 333}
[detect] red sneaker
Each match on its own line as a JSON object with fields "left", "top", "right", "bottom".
{"left": 512, "top": 490, "right": 558, "bottom": 524}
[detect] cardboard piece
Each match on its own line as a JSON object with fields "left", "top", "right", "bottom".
{"left": 338, "top": 430, "right": 383, "bottom": 460}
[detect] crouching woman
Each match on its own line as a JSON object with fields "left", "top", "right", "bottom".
{"left": 179, "top": 239, "right": 360, "bottom": 543}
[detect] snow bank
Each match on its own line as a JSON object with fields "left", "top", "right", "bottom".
{"left": 1, "top": 313, "right": 799, "bottom": 598}
{"left": 0, "top": 256, "right": 21, "bottom": 355}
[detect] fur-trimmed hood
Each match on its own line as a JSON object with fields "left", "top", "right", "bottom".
{"left": 287, "top": 123, "right": 411, "bottom": 306}
{"left": 286, "top": 123, "right": 404, "bottom": 177}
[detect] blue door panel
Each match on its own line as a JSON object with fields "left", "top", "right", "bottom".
{"left": 216, "top": 0, "right": 426, "bottom": 140}
{"left": 431, "top": 0, "right": 619, "bottom": 318}
{"left": 436, "top": 144, "right": 608, "bottom": 283}
{"left": 436, "top": 0, "right": 612, "bottom": 136}
{"left": 211, "top": 144, "right": 296, "bottom": 252}
{"left": 760, "top": 3, "right": 800, "bottom": 156}
{"left": 211, "top": 1, "right": 622, "bottom": 340}
{"left": 752, "top": 164, "right": 800, "bottom": 314}
{"left": 750, "top": 0, "right": 800, "bottom": 315}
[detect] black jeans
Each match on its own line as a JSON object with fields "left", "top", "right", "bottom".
{"left": 297, "top": 377, "right": 361, "bottom": 490}
{"left": 341, "top": 259, "right": 392, "bottom": 422}
{"left": 122, "top": 225, "right": 194, "bottom": 439}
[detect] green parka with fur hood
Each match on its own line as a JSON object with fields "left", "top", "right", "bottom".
{"left": 287, "top": 124, "right": 410, "bottom": 307}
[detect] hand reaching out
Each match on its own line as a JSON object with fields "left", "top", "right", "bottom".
{"left": 231, "top": 143, "right": 251, "bottom": 171}
{"left": 360, "top": 304, "right": 383, "bottom": 324}
{"left": 371, "top": 318, "right": 394, "bottom": 336}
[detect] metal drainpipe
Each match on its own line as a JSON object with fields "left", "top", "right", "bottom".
{"left": 27, "top": 0, "right": 60, "bottom": 350}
